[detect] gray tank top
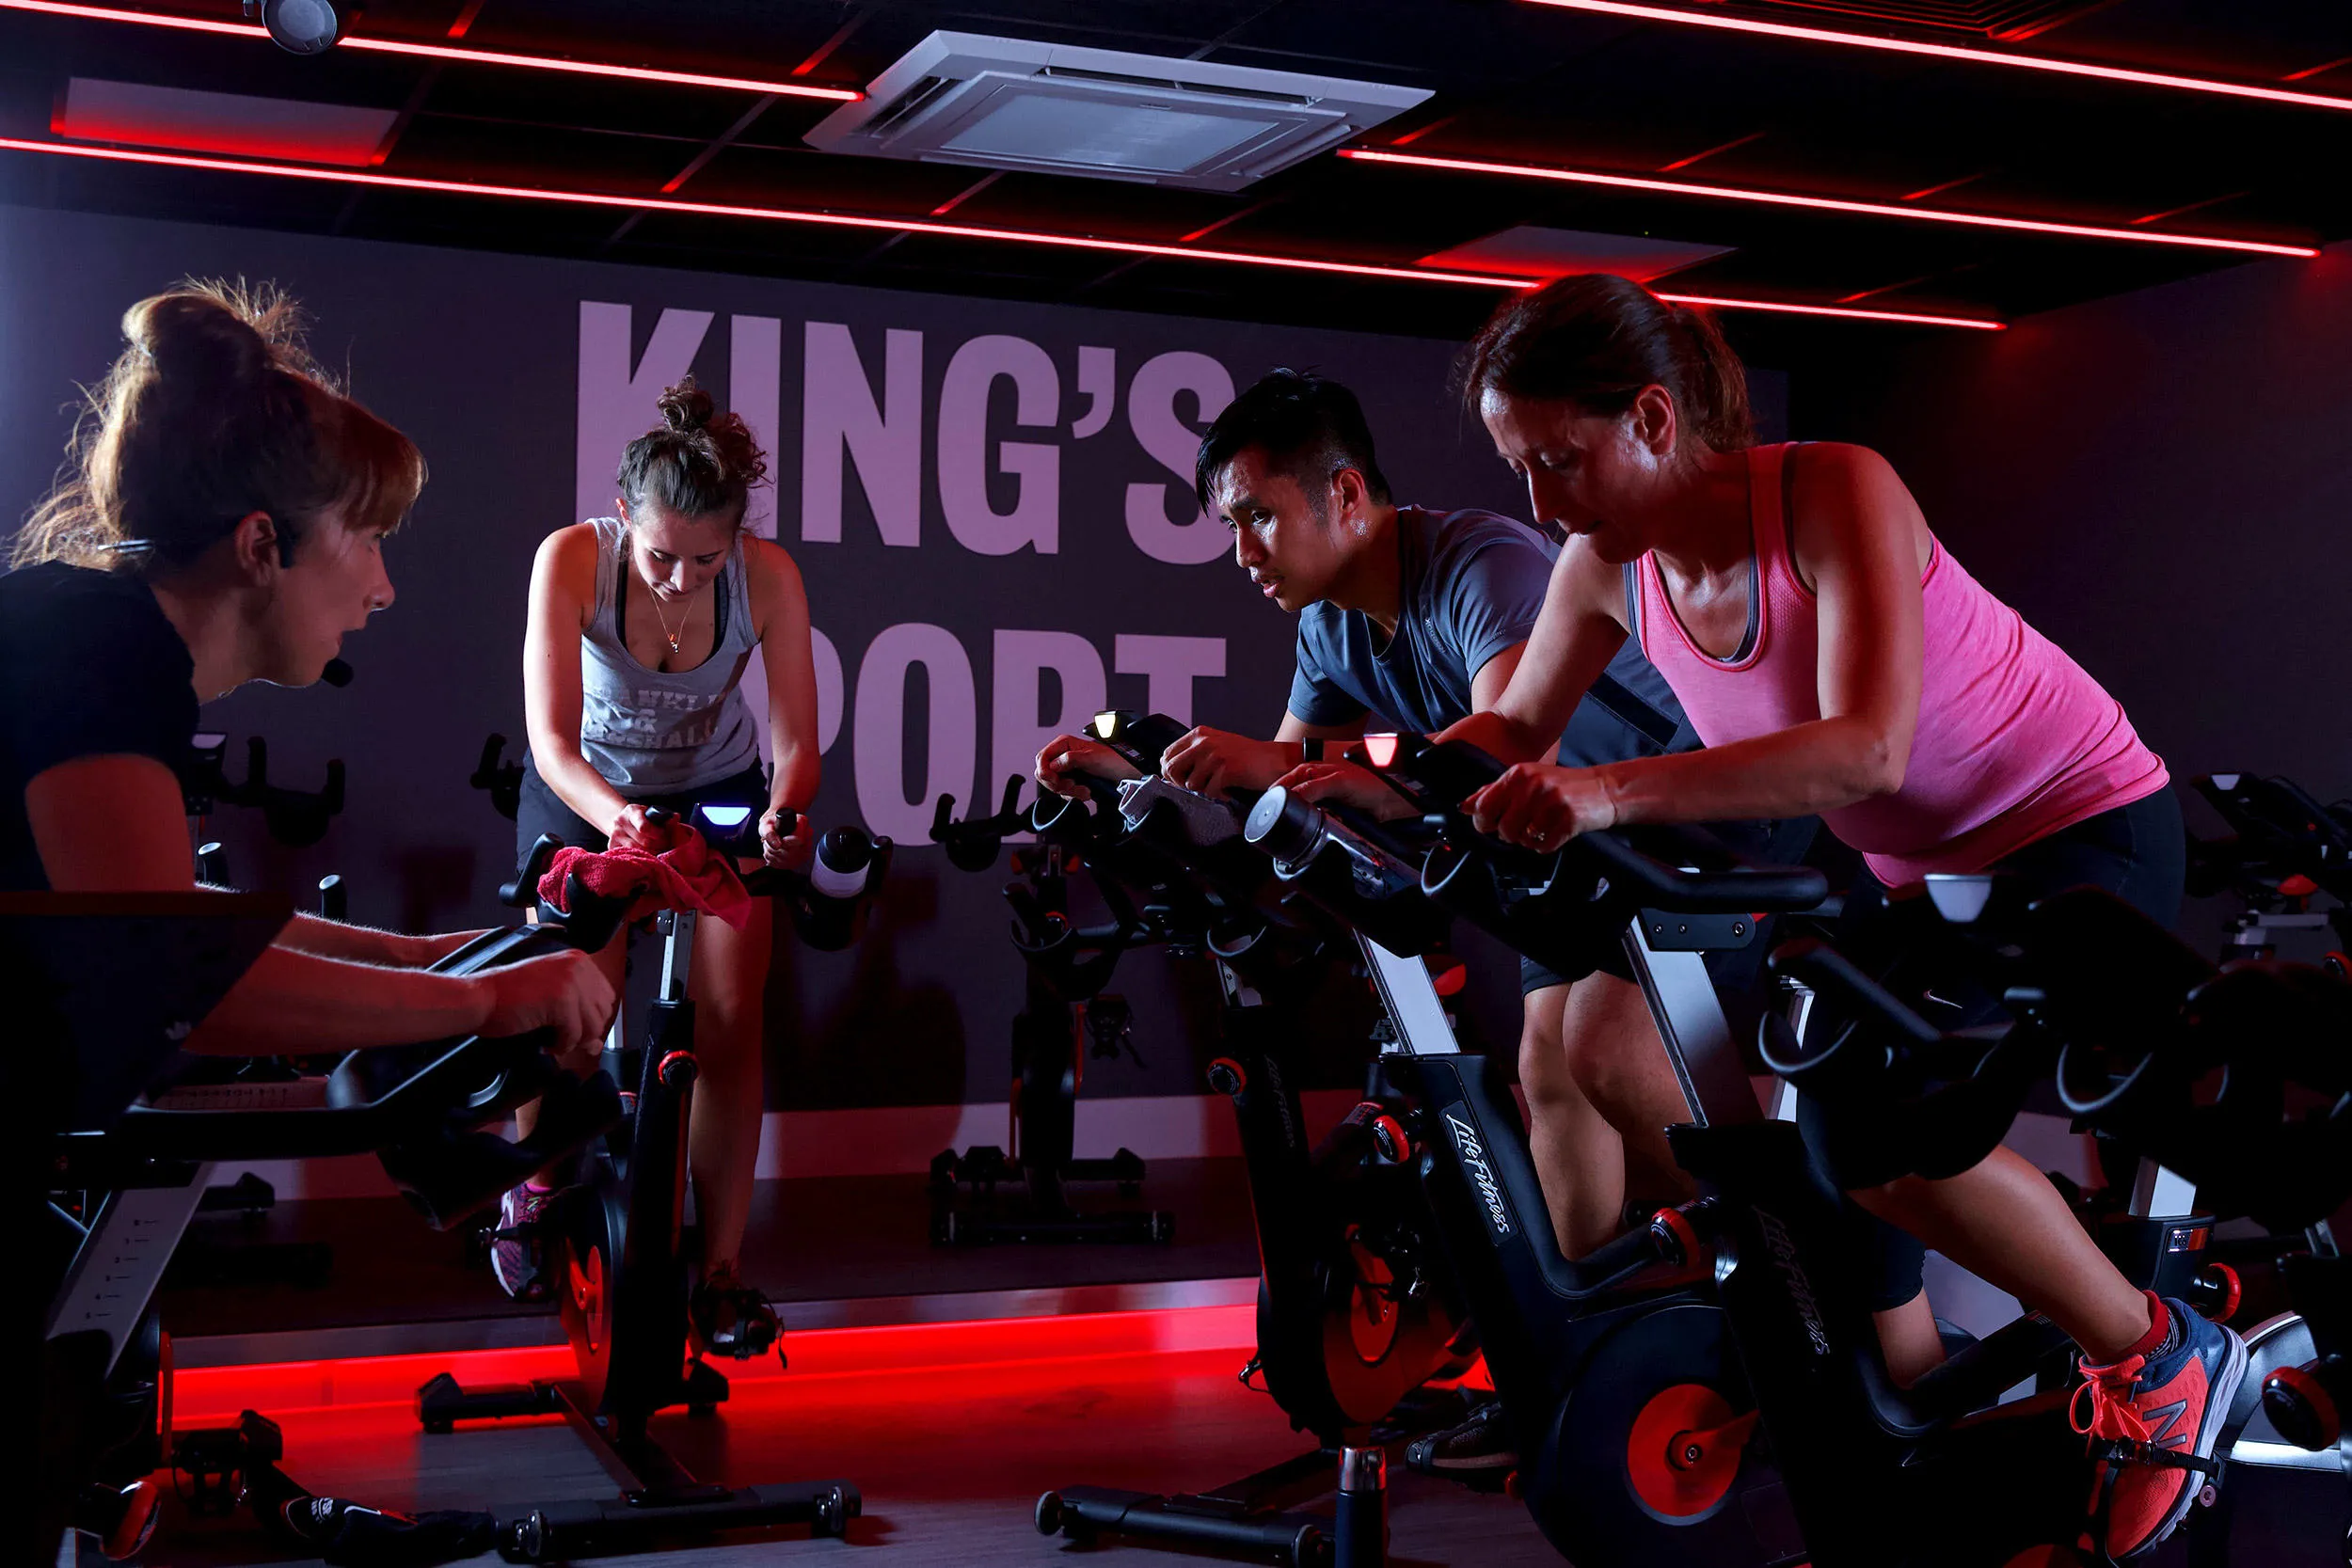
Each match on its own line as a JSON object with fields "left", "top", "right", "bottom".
{"left": 577, "top": 515, "right": 762, "bottom": 794}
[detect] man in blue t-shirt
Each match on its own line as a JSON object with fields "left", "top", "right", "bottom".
{"left": 1036, "top": 370, "right": 1713, "bottom": 1471}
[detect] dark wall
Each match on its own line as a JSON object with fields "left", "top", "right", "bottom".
{"left": 1798, "top": 242, "right": 2352, "bottom": 950}
{"left": 0, "top": 202, "right": 1789, "bottom": 1112}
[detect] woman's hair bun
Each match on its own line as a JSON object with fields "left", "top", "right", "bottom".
{"left": 657, "top": 378, "right": 716, "bottom": 434}
{"left": 123, "top": 289, "right": 280, "bottom": 389}
{"left": 617, "top": 375, "right": 767, "bottom": 524}
{"left": 14, "top": 277, "right": 425, "bottom": 578}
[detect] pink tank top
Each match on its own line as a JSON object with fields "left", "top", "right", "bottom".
{"left": 1633, "top": 444, "right": 2167, "bottom": 885}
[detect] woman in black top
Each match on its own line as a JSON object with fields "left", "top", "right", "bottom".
{"left": 2, "top": 282, "right": 612, "bottom": 1063}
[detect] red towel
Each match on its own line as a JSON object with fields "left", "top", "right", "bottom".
{"left": 538, "top": 832, "right": 753, "bottom": 929}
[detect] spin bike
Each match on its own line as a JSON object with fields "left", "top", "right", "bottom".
{"left": 31, "top": 883, "right": 628, "bottom": 1566}
{"left": 415, "top": 802, "right": 890, "bottom": 1561}
{"left": 924, "top": 712, "right": 1192, "bottom": 1244}
{"left": 1027, "top": 725, "right": 1475, "bottom": 1567}
{"left": 1770, "top": 852, "right": 2352, "bottom": 1561}
{"left": 1242, "top": 732, "right": 2242, "bottom": 1568}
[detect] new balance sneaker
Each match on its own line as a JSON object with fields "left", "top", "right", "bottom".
{"left": 488, "top": 1183, "right": 556, "bottom": 1303}
{"left": 1406, "top": 1398, "right": 1518, "bottom": 1475}
{"left": 2071, "top": 1292, "right": 2248, "bottom": 1559}
{"left": 691, "top": 1272, "right": 784, "bottom": 1362}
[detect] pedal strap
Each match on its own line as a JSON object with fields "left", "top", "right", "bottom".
{"left": 692, "top": 1280, "right": 782, "bottom": 1360}
{"left": 2086, "top": 1437, "right": 2225, "bottom": 1477}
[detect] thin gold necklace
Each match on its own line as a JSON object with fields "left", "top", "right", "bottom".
{"left": 646, "top": 576, "right": 694, "bottom": 654}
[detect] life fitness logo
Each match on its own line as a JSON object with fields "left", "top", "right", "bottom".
{"left": 1442, "top": 1110, "right": 1512, "bottom": 1240}
{"left": 1754, "top": 1205, "right": 1831, "bottom": 1358}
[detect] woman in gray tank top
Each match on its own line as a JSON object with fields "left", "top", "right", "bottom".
{"left": 507, "top": 379, "right": 821, "bottom": 1357}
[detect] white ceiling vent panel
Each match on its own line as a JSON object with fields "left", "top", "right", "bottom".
{"left": 806, "top": 32, "right": 1430, "bottom": 192}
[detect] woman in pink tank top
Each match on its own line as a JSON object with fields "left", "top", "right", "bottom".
{"left": 1428, "top": 275, "right": 2230, "bottom": 1560}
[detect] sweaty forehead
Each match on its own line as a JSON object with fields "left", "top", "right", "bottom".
{"left": 1210, "top": 448, "right": 1306, "bottom": 515}
{"left": 1482, "top": 391, "right": 1588, "bottom": 454}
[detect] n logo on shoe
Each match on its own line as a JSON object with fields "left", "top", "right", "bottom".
{"left": 2143, "top": 1399, "right": 2190, "bottom": 1449}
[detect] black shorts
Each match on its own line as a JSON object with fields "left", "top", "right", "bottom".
{"left": 1801, "top": 786, "right": 2187, "bottom": 1310}
{"left": 513, "top": 753, "right": 770, "bottom": 867}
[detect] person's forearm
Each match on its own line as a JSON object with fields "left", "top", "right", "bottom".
{"left": 1439, "top": 709, "right": 1553, "bottom": 765}
{"left": 770, "top": 743, "right": 819, "bottom": 814}
{"left": 1593, "top": 716, "right": 1901, "bottom": 827}
{"left": 272, "top": 910, "right": 420, "bottom": 965}
{"left": 533, "top": 744, "right": 630, "bottom": 835}
{"left": 186, "top": 946, "right": 490, "bottom": 1055}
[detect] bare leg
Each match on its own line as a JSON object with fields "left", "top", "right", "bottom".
{"left": 1518, "top": 983, "right": 1625, "bottom": 1258}
{"left": 685, "top": 895, "right": 773, "bottom": 1276}
{"left": 1851, "top": 1146, "right": 2154, "bottom": 1363}
{"left": 1875, "top": 1292, "right": 1948, "bottom": 1388}
{"left": 1556, "top": 973, "right": 1699, "bottom": 1228}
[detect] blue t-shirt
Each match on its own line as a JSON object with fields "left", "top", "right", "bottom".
{"left": 1287, "top": 506, "right": 1692, "bottom": 767}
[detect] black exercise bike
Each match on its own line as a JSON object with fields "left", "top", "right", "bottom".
{"left": 414, "top": 803, "right": 890, "bottom": 1560}
{"left": 1232, "top": 732, "right": 2252, "bottom": 1568}
{"left": 1021, "top": 722, "right": 1476, "bottom": 1567}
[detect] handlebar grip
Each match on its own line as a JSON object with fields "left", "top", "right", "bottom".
{"left": 1767, "top": 938, "right": 1944, "bottom": 1048}
{"left": 501, "top": 833, "right": 564, "bottom": 908}
{"left": 1029, "top": 790, "right": 1088, "bottom": 837}
{"left": 470, "top": 734, "right": 508, "bottom": 788}
{"left": 1577, "top": 827, "right": 1828, "bottom": 913}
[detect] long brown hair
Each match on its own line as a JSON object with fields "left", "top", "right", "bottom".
{"left": 14, "top": 279, "right": 424, "bottom": 575}
{"left": 1457, "top": 273, "right": 1754, "bottom": 453}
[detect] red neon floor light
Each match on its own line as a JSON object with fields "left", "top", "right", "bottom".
{"left": 0, "top": 135, "right": 2009, "bottom": 329}
{"left": 1518, "top": 0, "right": 2352, "bottom": 114}
{"left": 0, "top": 0, "right": 861, "bottom": 102}
{"left": 1343, "top": 149, "right": 2315, "bottom": 259}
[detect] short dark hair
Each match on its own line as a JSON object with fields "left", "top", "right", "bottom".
{"left": 1194, "top": 369, "right": 1392, "bottom": 516}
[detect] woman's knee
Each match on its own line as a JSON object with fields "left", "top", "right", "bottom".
{"left": 1517, "top": 988, "right": 1585, "bottom": 1110}
{"left": 1554, "top": 974, "right": 1647, "bottom": 1106}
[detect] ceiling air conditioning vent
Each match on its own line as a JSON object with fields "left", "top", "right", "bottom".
{"left": 806, "top": 31, "right": 1430, "bottom": 192}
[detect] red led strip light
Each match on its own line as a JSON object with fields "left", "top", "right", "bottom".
{"left": 0, "top": 136, "right": 2007, "bottom": 328}
{"left": 1343, "top": 149, "right": 2316, "bottom": 258}
{"left": 0, "top": 0, "right": 861, "bottom": 101}
{"left": 1518, "top": 0, "right": 2352, "bottom": 114}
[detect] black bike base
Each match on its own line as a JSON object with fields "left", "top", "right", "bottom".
{"left": 502, "top": 1480, "right": 860, "bottom": 1563}
{"left": 1040, "top": 1434, "right": 1421, "bottom": 1568}
{"left": 417, "top": 1370, "right": 858, "bottom": 1561}
{"left": 1040, "top": 1482, "right": 1331, "bottom": 1567}
{"left": 930, "top": 1146, "right": 1174, "bottom": 1245}
{"left": 931, "top": 1199, "right": 1175, "bottom": 1245}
